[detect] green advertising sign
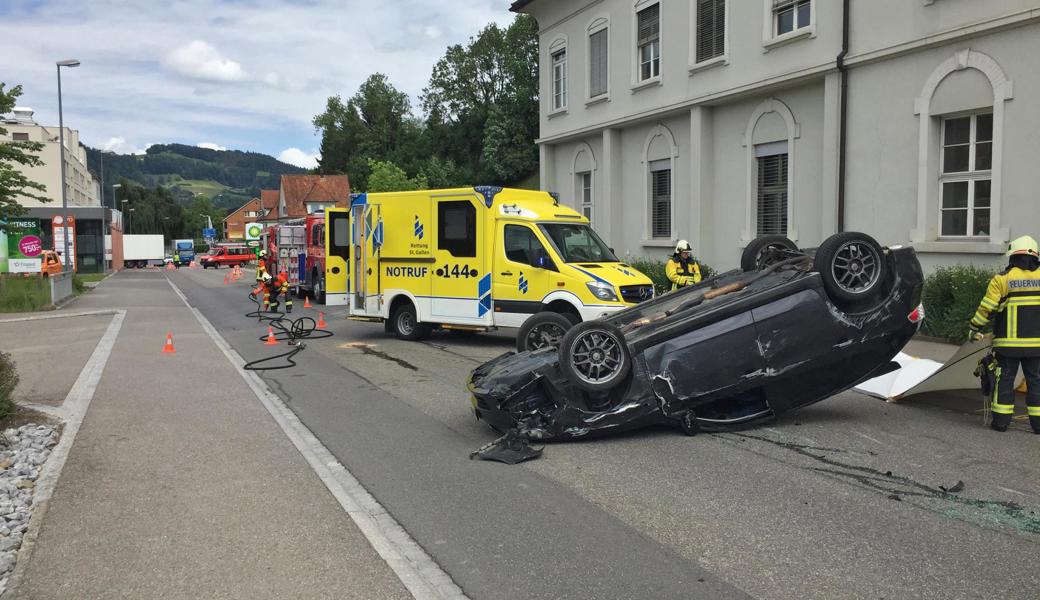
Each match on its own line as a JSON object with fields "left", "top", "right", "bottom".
{"left": 1, "top": 219, "right": 43, "bottom": 274}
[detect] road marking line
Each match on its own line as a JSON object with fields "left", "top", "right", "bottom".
{"left": 6, "top": 309, "right": 126, "bottom": 592}
{"left": 166, "top": 277, "right": 467, "bottom": 600}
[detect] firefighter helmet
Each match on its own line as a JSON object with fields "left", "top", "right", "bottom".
{"left": 1007, "top": 235, "right": 1039, "bottom": 258}
{"left": 675, "top": 240, "right": 692, "bottom": 254}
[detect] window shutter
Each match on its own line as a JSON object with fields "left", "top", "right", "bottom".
{"left": 637, "top": 4, "right": 660, "bottom": 46}
{"left": 696, "top": 0, "right": 725, "bottom": 63}
{"left": 651, "top": 167, "right": 671, "bottom": 239}
{"left": 756, "top": 154, "right": 788, "bottom": 236}
{"left": 589, "top": 29, "right": 608, "bottom": 97}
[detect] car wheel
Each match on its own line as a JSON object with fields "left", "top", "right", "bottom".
{"left": 559, "top": 321, "right": 632, "bottom": 392}
{"left": 393, "top": 303, "right": 431, "bottom": 341}
{"left": 814, "top": 232, "right": 887, "bottom": 305}
{"left": 741, "top": 236, "right": 799, "bottom": 272}
{"left": 516, "top": 311, "right": 573, "bottom": 353}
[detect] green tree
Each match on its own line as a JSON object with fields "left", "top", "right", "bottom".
{"left": 0, "top": 83, "right": 49, "bottom": 227}
{"left": 313, "top": 74, "right": 413, "bottom": 191}
{"left": 422, "top": 15, "right": 539, "bottom": 183}
{"left": 366, "top": 159, "right": 427, "bottom": 193}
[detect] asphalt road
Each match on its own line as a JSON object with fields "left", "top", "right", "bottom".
{"left": 172, "top": 267, "right": 1040, "bottom": 600}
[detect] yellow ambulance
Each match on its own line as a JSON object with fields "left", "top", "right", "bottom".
{"left": 348, "top": 186, "right": 655, "bottom": 351}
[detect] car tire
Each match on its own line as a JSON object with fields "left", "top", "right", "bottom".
{"left": 392, "top": 303, "right": 431, "bottom": 341}
{"left": 559, "top": 321, "right": 632, "bottom": 393}
{"left": 314, "top": 275, "right": 326, "bottom": 305}
{"left": 516, "top": 311, "right": 573, "bottom": 353}
{"left": 741, "top": 236, "right": 799, "bottom": 272}
{"left": 813, "top": 232, "right": 888, "bottom": 306}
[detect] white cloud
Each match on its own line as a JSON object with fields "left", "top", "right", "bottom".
{"left": 197, "top": 142, "right": 227, "bottom": 151}
{"left": 0, "top": 1, "right": 514, "bottom": 158}
{"left": 163, "top": 40, "right": 246, "bottom": 82}
{"left": 278, "top": 147, "right": 319, "bottom": 169}
{"left": 103, "top": 137, "right": 149, "bottom": 154}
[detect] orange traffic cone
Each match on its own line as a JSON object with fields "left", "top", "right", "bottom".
{"left": 161, "top": 332, "right": 176, "bottom": 354}
{"left": 189, "top": 261, "right": 199, "bottom": 269}
{"left": 304, "top": 296, "right": 312, "bottom": 309}
{"left": 166, "top": 261, "right": 176, "bottom": 271}
{"left": 265, "top": 326, "right": 278, "bottom": 346}
{"left": 317, "top": 312, "right": 327, "bottom": 328}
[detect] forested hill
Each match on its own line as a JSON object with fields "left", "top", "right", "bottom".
{"left": 86, "top": 144, "right": 307, "bottom": 210}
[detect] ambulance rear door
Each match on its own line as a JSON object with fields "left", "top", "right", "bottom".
{"left": 430, "top": 193, "right": 488, "bottom": 324}
{"left": 351, "top": 197, "right": 382, "bottom": 315}
{"left": 324, "top": 208, "right": 349, "bottom": 306}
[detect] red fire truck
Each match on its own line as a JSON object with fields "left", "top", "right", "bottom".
{"left": 260, "top": 212, "right": 328, "bottom": 303}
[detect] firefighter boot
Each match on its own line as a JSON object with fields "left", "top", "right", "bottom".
{"left": 286, "top": 298, "right": 293, "bottom": 314}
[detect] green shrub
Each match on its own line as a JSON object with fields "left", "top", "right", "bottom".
{"left": 920, "top": 264, "right": 995, "bottom": 343}
{"left": 0, "top": 275, "right": 51, "bottom": 312}
{"left": 627, "top": 256, "right": 717, "bottom": 296}
{"left": 0, "top": 352, "right": 18, "bottom": 421}
{"left": 72, "top": 275, "right": 86, "bottom": 294}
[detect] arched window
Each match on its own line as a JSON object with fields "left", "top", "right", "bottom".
{"left": 912, "top": 49, "right": 1012, "bottom": 249}
{"left": 741, "top": 98, "right": 800, "bottom": 245}
{"left": 643, "top": 124, "right": 678, "bottom": 241}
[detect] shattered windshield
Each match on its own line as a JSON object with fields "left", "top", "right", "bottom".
{"left": 539, "top": 224, "right": 618, "bottom": 263}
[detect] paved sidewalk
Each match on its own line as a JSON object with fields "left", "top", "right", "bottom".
{"left": 7, "top": 272, "right": 410, "bottom": 599}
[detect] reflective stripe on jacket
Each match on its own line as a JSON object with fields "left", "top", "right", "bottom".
{"left": 971, "top": 267, "right": 1040, "bottom": 353}
{"left": 666, "top": 257, "right": 702, "bottom": 291}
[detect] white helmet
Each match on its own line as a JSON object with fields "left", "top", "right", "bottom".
{"left": 675, "top": 240, "right": 692, "bottom": 254}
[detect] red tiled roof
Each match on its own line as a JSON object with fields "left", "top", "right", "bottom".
{"left": 279, "top": 174, "right": 350, "bottom": 218}
{"left": 259, "top": 189, "right": 280, "bottom": 221}
{"left": 223, "top": 198, "right": 261, "bottom": 222}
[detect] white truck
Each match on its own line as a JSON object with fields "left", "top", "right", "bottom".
{"left": 122, "top": 234, "right": 165, "bottom": 268}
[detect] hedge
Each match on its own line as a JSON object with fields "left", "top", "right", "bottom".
{"left": 626, "top": 256, "right": 717, "bottom": 296}
{"left": 920, "top": 264, "right": 995, "bottom": 344}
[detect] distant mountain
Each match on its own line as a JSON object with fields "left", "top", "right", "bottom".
{"left": 86, "top": 144, "right": 308, "bottom": 210}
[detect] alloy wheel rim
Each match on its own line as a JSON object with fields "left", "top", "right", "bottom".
{"left": 571, "top": 330, "right": 624, "bottom": 384}
{"left": 831, "top": 242, "right": 881, "bottom": 294}
{"left": 526, "top": 322, "right": 567, "bottom": 350}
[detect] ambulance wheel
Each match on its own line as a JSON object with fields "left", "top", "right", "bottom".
{"left": 393, "top": 303, "right": 431, "bottom": 341}
{"left": 559, "top": 321, "right": 631, "bottom": 392}
{"left": 516, "top": 312, "right": 572, "bottom": 353}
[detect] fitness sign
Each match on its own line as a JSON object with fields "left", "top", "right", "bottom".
{"left": 0, "top": 219, "right": 43, "bottom": 274}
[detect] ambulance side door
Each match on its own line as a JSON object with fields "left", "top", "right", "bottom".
{"left": 430, "top": 196, "right": 486, "bottom": 323}
{"left": 492, "top": 223, "right": 551, "bottom": 328}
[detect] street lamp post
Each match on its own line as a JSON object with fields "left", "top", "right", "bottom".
{"left": 128, "top": 208, "right": 135, "bottom": 234}
{"left": 56, "top": 58, "right": 80, "bottom": 273}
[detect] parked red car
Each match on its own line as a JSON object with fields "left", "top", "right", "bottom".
{"left": 200, "top": 245, "right": 253, "bottom": 268}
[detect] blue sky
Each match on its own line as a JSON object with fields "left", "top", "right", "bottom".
{"left": 0, "top": 0, "right": 515, "bottom": 167}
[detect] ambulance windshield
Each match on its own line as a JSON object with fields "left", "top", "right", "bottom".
{"left": 539, "top": 224, "right": 618, "bottom": 263}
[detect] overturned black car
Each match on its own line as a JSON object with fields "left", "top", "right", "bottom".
{"left": 468, "top": 232, "right": 924, "bottom": 446}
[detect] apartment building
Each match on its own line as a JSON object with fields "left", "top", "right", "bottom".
{"left": 512, "top": 0, "right": 1040, "bottom": 272}
{"left": 0, "top": 107, "right": 99, "bottom": 208}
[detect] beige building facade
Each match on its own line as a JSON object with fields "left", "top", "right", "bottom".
{"left": 1, "top": 107, "right": 100, "bottom": 208}
{"left": 513, "top": 0, "right": 1040, "bottom": 272}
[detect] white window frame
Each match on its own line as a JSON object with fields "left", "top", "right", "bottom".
{"left": 578, "top": 171, "right": 593, "bottom": 222}
{"left": 938, "top": 112, "right": 993, "bottom": 239}
{"left": 586, "top": 16, "right": 610, "bottom": 105}
{"left": 690, "top": 0, "right": 728, "bottom": 73}
{"left": 632, "top": 0, "right": 662, "bottom": 90}
{"left": 548, "top": 36, "right": 568, "bottom": 115}
{"left": 761, "top": 0, "right": 815, "bottom": 51}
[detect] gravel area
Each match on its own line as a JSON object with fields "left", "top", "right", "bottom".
{"left": 0, "top": 425, "right": 58, "bottom": 596}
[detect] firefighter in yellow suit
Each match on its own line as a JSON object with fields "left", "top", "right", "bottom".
{"left": 666, "top": 240, "right": 702, "bottom": 291}
{"left": 970, "top": 235, "right": 1040, "bottom": 433}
